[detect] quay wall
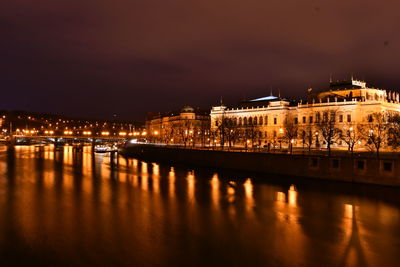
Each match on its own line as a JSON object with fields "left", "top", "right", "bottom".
{"left": 121, "top": 144, "right": 400, "bottom": 187}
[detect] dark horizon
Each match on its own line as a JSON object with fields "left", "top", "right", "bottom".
{"left": 1, "top": 0, "right": 400, "bottom": 120}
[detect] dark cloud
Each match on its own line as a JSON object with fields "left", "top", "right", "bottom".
{"left": 1, "top": 0, "right": 400, "bottom": 120}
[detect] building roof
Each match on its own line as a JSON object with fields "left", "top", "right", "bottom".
{"left": 236, "top": 94, "right": 293, "bottom": 108}
{"left": 146, "top": 106, "right": 209, "bottom": 121}
{"left": 326, "top": 79, "right": 367, "bottom": 91}
{"left": 249, "top": 96, "right": 279, "bottom": 102}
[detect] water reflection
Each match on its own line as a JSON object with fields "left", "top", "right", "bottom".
{"left": 187, "top": 171, "right": 195, "bottom": 202}
{"left": 288, "top": 184, "right": 297, "bottom": 207}
{"left": 243, "top": 178, "right": 254, "bottom": 210}
{"left": 0, "top": 145, "right": 399, "bottom": 266}
{"left": 210, "top": 173, "right": 219, "bottom": 209}
{"left": 168, "top": 167, "right": 175, "bottom": 198}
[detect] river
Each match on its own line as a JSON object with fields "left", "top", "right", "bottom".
{"left": 0, "top": 145, "right": 398, "bottom": 266}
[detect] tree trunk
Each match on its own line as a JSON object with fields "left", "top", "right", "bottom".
{"left": 327, "top": 141, "right": 331, "bottom": 156}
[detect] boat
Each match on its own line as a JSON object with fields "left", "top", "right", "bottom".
{"left": 94, "top": 144, "right": 118, "bottom": 153}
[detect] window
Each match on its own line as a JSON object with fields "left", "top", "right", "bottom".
{"left": 265, "top": 116, "right": 268, "bottom": 125}
{"left": 383, "top": 161, "right": 393, "bottom": 172}
{"left": 274, "top": 118, "right": 277, "bottom": 125}
{"left": 323, "top": 112, "right": 328, "bottom": 122}
{"left": 347, "top": 114, "right": 351, "bottom": 122}
{"left": 356, "top": 160, "right": 365, "bottom": 170}
{"left": 316, "top": 112, "right": 320, "bottom": 123}
{"left": 339, "top": 115, "right": 343, "bottom": 122}
{"left": 302, "top": 116, "right": 306, "bottom": 123}
{"left": 309, "top": 158, "right": 319, "bottom": 168}
{"left": 259, "top": 116, "right": 263, "bottom": 125}
{"left": 254, "top": 117, "right": 258, "bottom": 125}
{"left": 309, "top": 116, "right": 313, "bottom": 123}
{"left": 294, "top": 118, "right": 298, "bottom": 124}
{"left": 368, "top": 115, "right": 373, "bottom": 122}
{"left": 239, "top": 117, "right": 242, "bottom": 126}
{"left": 244, "top": 117, "right": 247, "bottom": 125}
{"left": 331, "top": 159, "right": 340, "bottom": 169}
{"left": 249, "top": 117, "right": 253, "bottom": 125}
{"left": 330, "top": 112, "right": 336, "bottom": 122}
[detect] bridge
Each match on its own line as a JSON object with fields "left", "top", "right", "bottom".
{"left": 13, "top": 135, "right": 128, "bottom": 145}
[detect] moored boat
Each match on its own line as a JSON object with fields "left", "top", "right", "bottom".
{"left": 94, "top": 144, "right": 118, "bottom": 153}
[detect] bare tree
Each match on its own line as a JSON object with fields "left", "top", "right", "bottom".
{"left": 340, "top": 123, "right": 363, "bottom": 155}
{"left": 197, "top": 121, "right": 210, "bottom": 147}
{"left": 209, "top": 129, "right": 218, "bottom": 149}
{"left": 283, "top": 113, "right": 298, "bottom": 154}
{"left": 361, "top": 112, "right": 389, "bottom": 157}
{"left": 301, "top": 125, "right": 314, "bottom": 152}
{"left": 244, "top": 124, "right": 258, "bottom": 150}
{"left": 317, "top": 110, "right": 341, "bottom": 156}
{"left": 388, "top": 113, "right": 400, "bottom": 149}
{"left": 177, "top": 119, "right": 193, "bottom": 147}
{"left": 216, "top": 116, "right": 237, "bottom": 149}
{"left": 163, "top": 127, "right": 174, "bottom": 145}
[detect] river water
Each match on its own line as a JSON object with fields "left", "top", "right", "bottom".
{"left": 0, "top": 145, "right": 399, "bottom": 266}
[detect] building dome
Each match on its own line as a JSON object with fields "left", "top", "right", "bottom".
{"left": 181, "top": 106, "right": 195, "bottom": 113}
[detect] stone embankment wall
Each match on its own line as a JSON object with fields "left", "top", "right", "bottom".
{"left": 121, "top": 144, "right": 400, "bottom": 187}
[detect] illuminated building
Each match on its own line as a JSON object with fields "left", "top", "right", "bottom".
{"left": 210, "top": 78, "right": 400, "bottom": 149}
{"left": 146, "top": 106, "right": 210, "bottom": 145}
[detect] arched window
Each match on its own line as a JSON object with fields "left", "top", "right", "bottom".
{"left": 234, "top": 117, "right": 238, "bottom": 126}
{"left": 259, "top": 116, "right": 263, "bottom": 125}
{"left": 248, "top": 117, "right": 253, "bottom": 125}
{"left": 265, "top": 116, "right": 268, "bottom": 125}
{"left": 244, "top": 117, "right": 247, "bottom": 125}
{"left": 254, "top": 117, "right": 258, "bottom": 125}
{"left": 239, "top": 117, "right": 242, "bottom": 126}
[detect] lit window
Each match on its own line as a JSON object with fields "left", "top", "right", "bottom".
{"left": 347, "top": 114, "right": 352, "bottom": 122}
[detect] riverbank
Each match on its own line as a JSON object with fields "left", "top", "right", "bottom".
{"left": 121, "top": 144, "right": 400, "bottom": 187}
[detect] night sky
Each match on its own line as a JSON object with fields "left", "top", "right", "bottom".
{"left": 1, "top": 0, "right": 400, "bottom": 120}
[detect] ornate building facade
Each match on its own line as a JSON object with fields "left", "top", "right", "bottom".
{"left": 146, "top": 106, "right": 210, "bottom": 146}
{"left": 210, "top": 79, "right": 400, "bottom": 150}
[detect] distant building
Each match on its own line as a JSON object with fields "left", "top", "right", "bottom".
{"left": 210, "top": 78, "right": 400, "bottom": 149}
{"left": 146, "top": 106, "right": 210, "bottom": 146}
